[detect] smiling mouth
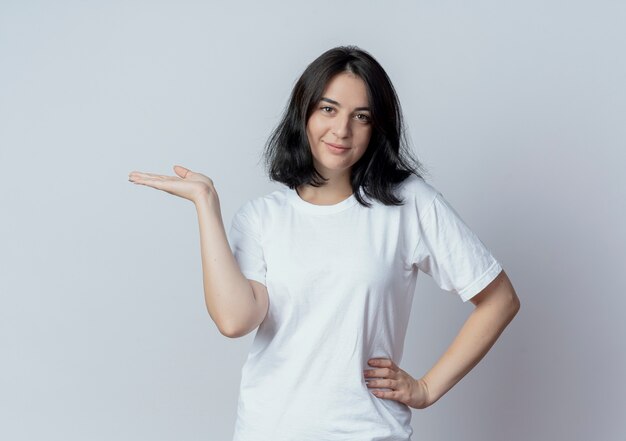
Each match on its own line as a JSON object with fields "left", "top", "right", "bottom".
{"left": 324, "top": 141, "right": 350, "bottom": 149}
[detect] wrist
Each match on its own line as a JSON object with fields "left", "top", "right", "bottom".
{"left": 194, "top": 190, "right": 218, "bottom": 209}
{"left": 411, "top": 377, "right": 433, "bottom": 409}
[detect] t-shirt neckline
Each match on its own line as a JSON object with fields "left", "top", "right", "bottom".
{"left": 286, "top": 186, "right": 360, "bottom": 214}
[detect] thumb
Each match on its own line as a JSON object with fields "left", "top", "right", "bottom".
{"left": 173, "top": 165, "right": 190, "bottom": 178}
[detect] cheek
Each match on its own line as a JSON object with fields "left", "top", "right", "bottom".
{"left": 306, "top": 117, "right": 325, "bottom": 140}
{"left": 356, "top": 128, "right": 372, "bottom": 148}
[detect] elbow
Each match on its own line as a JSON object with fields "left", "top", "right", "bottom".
{"left": 495, "top": 270, "right": 521, "bottom": 319}
{"left": 207, "top": 309, "right": 246, "bottom": 339}
{"left": 506, "top": 291, "right": 521, "bottom": 321}
{"left": 219, "top": 322, "right": 246, "bottom": 339}
{"left": 218, "top": 320, "right": 255, "bottom": 339}
{"left": 215, "top": 282, "right": 268, "bottom": 338}
{"left": 218, "top": 325, "right": 237, "bottom": 339}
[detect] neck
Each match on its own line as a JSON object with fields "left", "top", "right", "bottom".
{"left": 297, "top": 175, "right": 354, "bottom": 205}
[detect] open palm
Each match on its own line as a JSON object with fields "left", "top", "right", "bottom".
{"left": 128, "top": 165, "right": 214, "bottom": 204}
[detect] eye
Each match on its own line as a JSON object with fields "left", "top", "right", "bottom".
{"left": 320, "top": 106, "right": 334, "bottom": 113}
{"left": 355, "top": 113, "right": 371, "bottom": 123}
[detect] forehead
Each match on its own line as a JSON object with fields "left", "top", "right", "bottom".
{"left": 321, "top": 72, "right": 369, "bottom": 105}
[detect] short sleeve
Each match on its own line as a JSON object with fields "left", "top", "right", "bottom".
{"left": 228, "top": 202, "right": 267, "bottom": 286}
{"left": 412, "top": 192, "right": 503, "bottom": 302}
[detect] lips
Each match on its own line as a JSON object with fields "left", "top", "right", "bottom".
{"left": 324, "top": 141, "right": 349, "bottom": 149}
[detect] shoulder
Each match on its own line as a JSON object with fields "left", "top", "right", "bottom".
{"left": 398, "top": 173, "right": 438, "bottom": 196}
{"left": 396, "top": 174, "right": 440, "bottom": 215}
{"left": 233, "top": 186, "right": 290, "bottom": 221}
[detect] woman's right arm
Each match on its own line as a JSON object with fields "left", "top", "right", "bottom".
{"left": 129, "top": 165, "right": 268, "bottom": 338}
{"left": 194, "top": 195, "right": 269, "bottom": 338}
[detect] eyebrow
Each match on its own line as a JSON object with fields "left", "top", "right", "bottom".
{"left": 321, "top": 97, "right": 371, "bottom": 112}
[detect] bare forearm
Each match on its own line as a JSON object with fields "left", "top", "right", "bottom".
{"left": 421, "top": 295, "right": 520, "bottom": 405}
{"left": 194, "top": 195, "right": 256, "bottom": 336}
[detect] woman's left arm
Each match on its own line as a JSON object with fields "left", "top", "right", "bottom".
{"left": 364, "top": 269, "right": 520, "bottom": 408}
{"left": 418, "top": 269, "right": 520, "bottom": 406}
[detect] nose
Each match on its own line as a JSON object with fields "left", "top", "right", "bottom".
{"left": 332, "top": 114, "right": 352, "bottom": 139}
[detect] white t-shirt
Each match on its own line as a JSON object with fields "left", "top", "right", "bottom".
{"left": 227, "top": 174, "right": 502, "bottom": 441}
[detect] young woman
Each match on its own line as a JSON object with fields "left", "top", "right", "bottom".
{"left": 129, "top": 45, "right": 520, "bottom": 441}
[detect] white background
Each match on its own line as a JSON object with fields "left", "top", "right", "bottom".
{"left": 1, "top": 1, "right": 624, "bottom": 439}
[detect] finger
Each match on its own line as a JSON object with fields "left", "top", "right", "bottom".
{"left": 368, "top": 358, "right": 392, "bottom": 368}
{"left": 371, "top": 368, "right": 395, "bottom": 378}
{"left": 131, "top": 176, "right": 169, "bottom": 190}
{"left": 371, "top": 387, "right": 398, "bottom": 399}
{"left": 364, "top": 368, "right": 388, "bottom": 379}
{"left": 378, "top": 359, "right": 398, "bottom": 373}
{"left": 366, "top": 378, "right": 397, "bottom": 389}
{"left": 130, "top": 175, "right": 166, "bottom": 185}
{"left": 364, "top": 368, "right": 379, "bottom": 379}
{"left": 173, "top": 165, "right": 190, "bottom": 178}
{"left": 131, "top": 172, "right": 160, "bottom": 177}
{"left": 131, "top": 171, "right": 168, "bottom": 179}
{"left": 372, "top": 389, "right": 384, "bottom": 398}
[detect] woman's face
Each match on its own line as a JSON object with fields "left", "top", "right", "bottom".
{"left": 305, "top": 71, "right": 372, "bottom": 180}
